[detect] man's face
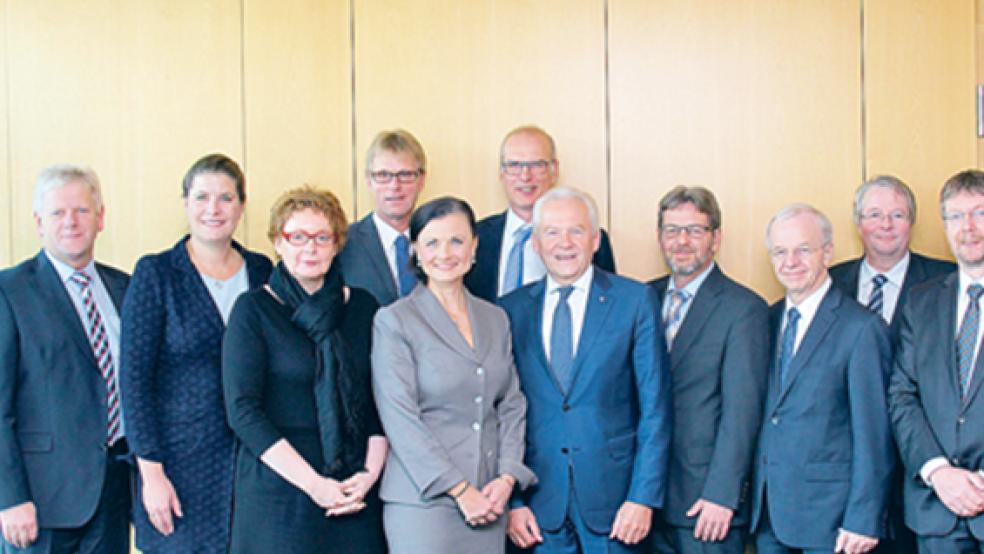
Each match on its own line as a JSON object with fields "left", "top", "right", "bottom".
{"left": 35, "top": 180, "right": 105, "bottom": 269}
{"left": 532, "top": 197, "right": 599, "bottom": 285}
{"left": 500, "top": 131, "right": 557, "bottom": 217}
{"left": 366, "top": 149, "right": 425, "bottom": 227}
{"left": 659, "top": 203, "right": 720, "bottom": 278}
{"left": 857, "top": 186, "right": 912, "bottom": 261}
{"left": 943, "top": 190, "right": 984, "bottom": 272}
{"left": 768, "top": 212, "right": 832, "bottom": 304}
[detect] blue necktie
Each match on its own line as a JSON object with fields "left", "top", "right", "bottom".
{"left": 550, "top": 286, "right": 575, "bottom": 389}
{"left": 867, "top": 274, "right": 888, "bottom": 316}
{"left": 778, "top": 307, "right": 801, "bottom": 387}
{"left": 394, "top": 235, "right": 416, "bottom": 297}
{"left": 501, "top": 226, "right": 532, "bottom": 296}
{"left": 957, "top": 284, "right": 984, "bottom": 397}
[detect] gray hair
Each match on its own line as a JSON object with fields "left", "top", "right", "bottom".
{"left": 765, "top": 203, "right": 833, "bottom": 249}
{"left": 532, "top": 186, "right": 600, "bottom": 233}
{"left": 658, "top": 186, "right": 722, "bottom": 230}
{"left": 853, "top": 175, "right": 916, "bottom": 225}
{"left": 499, "top": 125, "right": 557, "bottom": 164}
{"left": 33, "top": 164, "right": 103, "bottom": 214}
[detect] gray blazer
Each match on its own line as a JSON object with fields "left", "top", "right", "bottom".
{"left": 372, "top": 285, "right": 535, "bottom": 507}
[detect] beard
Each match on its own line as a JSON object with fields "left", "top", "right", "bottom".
{"left": 665, "top": 249, "right": 710, "bottom": 276}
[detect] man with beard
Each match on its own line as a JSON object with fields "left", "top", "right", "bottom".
{"left": 339, "top": 129, "right": 426, "bottom": 306}
{"left": 648, "top": 186, "right": 769, "bottom": 554}
{"left": 890, "top": 169, "right": 984, "bottom": 552}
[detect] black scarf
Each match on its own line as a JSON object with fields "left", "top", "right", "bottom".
{"left": 268, "top": 260, "right": 369, "bottom": 477}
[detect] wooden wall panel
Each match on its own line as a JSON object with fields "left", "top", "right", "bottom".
{"left": 0, "top": 0, "right": 10, "bottom": 267}
{"left": 242, "top": 0, "right": 352, "bottom": 260}
{"left": 352, "top": 0, "right": 607, "bottom": 223}
{"left": 5, "top": 1, "right": 242, "bottom": 270}
{"left": 609, "top": 0, "right": 862, "bottom": 300}
{"left": 978, "top": 0, "right": 983, "bottom": 167}
{"left": 865, "top": 0, "right": 976, "bottom": 263}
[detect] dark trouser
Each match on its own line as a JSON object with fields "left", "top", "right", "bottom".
{"left": 649, "top": 520, "right": 746, "bottom": 554}
{"left": 754, "top": 505, "right": 831, "bottom": 554}
{"left": 3, "top": 441, "right": 131, "bottom": 554}
{"left": 917, "top": 519, "right": 984, "bottom": 554}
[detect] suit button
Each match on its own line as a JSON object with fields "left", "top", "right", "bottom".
{"left": 476, "top": 367, "right": 485, "bottom": 376}
{"left": 562, "top": 404, "right": 571, "bottom": 412}
{"left": 952, "top": 458, "right": 961, "bottom": 466}
{"left": 771, "top": 417, "right": 779, "bottom": 425}
{"left": 474, "top": 395, "right": 483, "bottom": 404}
{"left": 472, "top": 422, "right": 481, "bottom": 432}
{"left": 959, "top": 417, "right": 966, "bottom": 425}
{"left": 561, "top": 447, "right": 569, "bottom": 454}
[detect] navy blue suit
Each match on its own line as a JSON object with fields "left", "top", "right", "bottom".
{"left": 499, "top": 269, "right": 671, "bottom": 542}
{"left": 120, "top": 237, "right": 270, "bottom": 553}
{"left": 751, "top": 285, "right": 895, "bottom": 550}
{"left": 466, "top": 211, "right": 617, "bottom": 302}
{"left": 0, "top": 252, "right": 130, "bottom": 552}
{"left": 338, "top": 214, "right": 404, "bottom": 307}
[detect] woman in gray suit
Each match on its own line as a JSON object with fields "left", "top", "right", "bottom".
{"left": 372, "top": 197, "right": 536, "bottom": 554}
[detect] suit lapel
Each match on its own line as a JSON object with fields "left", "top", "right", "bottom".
{"left": 669, "top": 267, "right": 722, "bottom": 363}
{"left": 775, "top": 286, "right": 840, "bottom": 406}
{"left": 171, "top": 237, "right": 225, "bottom": 334}
{"left": 567, "top": 270, "right": 615, "bottom": 393}
{"left": 892, "top": 252, "right": 926, "bottom": 330}
{"left": 527, "top": 280, "right": 563, "bottom": 393}
{"left": 360, "top": 216, "right": 400, "bottom": 302}
{"left": 411, "top": 287, "right": 477, "bottom": 361}
{"left": 94, "top": 263, "right": 126, "bottom": 312}
{"left": 841, "top": 259, "right": 861, "bottom": 300}
{"left": 36, "top": 253, "right": 98, "bottom": 366}
{"left": 466, "top": 291, "right": 493, "bottom": 364}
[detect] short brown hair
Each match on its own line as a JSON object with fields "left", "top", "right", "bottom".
{"left": 658, "top": 186, "right": 722, "bottom": 230}
{"left": 940, "top": 169, "right": 984, "bottom": 214}
{"left": 267, "top": 186, "right": 348, "bottom": 251}
{"left": 365, "top": 129, "right": 426, "bottom": 173}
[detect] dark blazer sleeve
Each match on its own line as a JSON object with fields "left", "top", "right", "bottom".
{"left": 0, "top": 287, "right": 30, "bottom": 510}
{"left": 594, "top": 229, "right": 616, "bottom": 273}
{"left": 119, "top": 256, "right": 169, "bottom": 461}
{"left": 701, "top": 293, "right": 769, "bottom": 509}
{"left": 627, "top": 286, "right": 672, "bottom": 507}
{"left": 222, "top": 294, "right": 283, "bottom": 457}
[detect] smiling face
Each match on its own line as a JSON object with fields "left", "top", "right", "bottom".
{"left": 943, "top": 190, "right": 984, "bottom": 275}
{"left": 768, "top": 211, "right": 832, "bottom": 304}
{"left": 367, "top": 149, "right": 425, "bottom": 230}
{"left": 184, "top": 172, "right": 244, "bottom": 244}
{"left": 857, "top": 186, "right": 912, "bottom": 263}
{"left": 659, "top": 202, "right": 720, "bottom": 283}
{"left": 500, "top": 130, "right": 557, "bottom": 221}
{"left": 414, "top": 211, "right": 477, "bottom": 287}
{"left": 35, "top": 180, "right": 104, "bottom": 269}
{"left": 532, "top": 197, "right": 600, "bottom": 285}
{"left": 274, "top": 208, "right": 338, "bottom": 293}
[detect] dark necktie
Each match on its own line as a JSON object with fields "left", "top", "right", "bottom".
{"left": 394, "top": 234, "right": 416, "bottom": 297}
{"left": 663, "top": 289, "right": 689, "bottom": 350}
{"left": 867, "top": 274, "right": 888, "bottom": 316}
{"left": 502, "top": 226, "right": 532, "bottom": 296}
{"left": 778, "top": 307, "right": 801, "bottom": 387}
{"left": 957, "top": 284, "right": 984, "bottom": 397}
{"left": 69, "top": 271, "right": 122, "bottom": 445}
{"left": 550, "top": 286, "right": 575, "bottom": 389}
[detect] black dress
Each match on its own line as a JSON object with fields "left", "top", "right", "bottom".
{"left": 222, "top": 286, "right": 386, "bottom": 554}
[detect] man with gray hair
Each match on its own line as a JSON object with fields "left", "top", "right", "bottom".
{"left": 891, "top": 169, "right": 984, "bottom": 552}
{"left": 751, "top": 204, "right": 894, "bottom": 554}
{"left": 0, "top": 165, "right": 131, "bottom": 553}
{"left": 500, "top": 186, "right": 670, "bottom": 553}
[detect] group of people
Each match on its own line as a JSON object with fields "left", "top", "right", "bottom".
{"left": 0, "top": 123, "right": 981, "bottom": 554}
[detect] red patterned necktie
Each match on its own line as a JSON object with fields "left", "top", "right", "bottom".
{"left": 69, "top": 270, "right": 122, "bottom": 445}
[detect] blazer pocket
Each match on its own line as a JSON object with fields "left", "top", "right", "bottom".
{"left": 687, "top": 445, "right": 714, "bottom": 465}
{"left": 18, "top": 432, "right": 53, "bottom": 453}
{"left": 804, "top": 461, "right": 850, "bottom": 482}
{"left": 607, "top": 432, "right": 636, "bottom": 461}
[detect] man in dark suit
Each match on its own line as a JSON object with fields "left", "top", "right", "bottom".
{"left": 464, "top": 125, "right": 616, "bottom": 302}
{"left": 501, "top": 187, "right": 671, "bottom": 553}
{"left": 648, "top": 186, "right": 768, "bottom": 554}
{"left": 338, "top": 129, "right": 426, "bottom": 306}
{"left": 0, "top": 165, "right": 131, "bottom": 553}
{"left": 890, "top": 169, "right": 984, "bottom": 553}
{"left": 752, "top": 204, "right": 894, "bottom": 554}
{"left": 830, "top": 175, "right": 954, "bottom": 340}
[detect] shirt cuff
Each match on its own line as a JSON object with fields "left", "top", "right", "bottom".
{"left": 920, "top": 457, "right": 951, "bottom": 486}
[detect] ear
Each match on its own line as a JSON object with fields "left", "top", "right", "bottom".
{"left": 822, "top": 241, "right": 834, "bottom": 267}
{"left": 34, "top": 212, "right": 43, "bottom": 238}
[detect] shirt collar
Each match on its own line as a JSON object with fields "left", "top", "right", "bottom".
{"left": 546, "top": 265, "right": 594, "bottom": 297}
{"left": 667, "top": 261, "right": 715, "bottom": 298}
{"left": 504, "top": 207, "right": 532, "bottom": 238}
{"left": 372, "top": 212, "right": 408, "bottom": 247}
{"left": 44, "top": 249, "right": 97, "bottom": 284}
{"left": 958, "top": 270, "right": 984, "bottom": 296}
{"left": 860, "top": 251, "right": 910, "bottom": 288}
{"left": 786, "top": 276, "right": 832, "bottom": 316}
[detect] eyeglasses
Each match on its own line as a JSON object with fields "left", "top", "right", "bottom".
{"left": 660, "top": 224, "right": 711, "bottom": 239}
{"left": 281, "top": 231, "right": 335, "bottom": 247}
{"left": 860, "top": 210, "right": 909, "bottom": 223}
{"left": 501, "top": 159, "right": 554, "bottom": 176}
{"left": 368, "top": 169, "right": 423, "bottom": 184}
{"left": 943, "top": 208, "right": 984, "bottom": 226}
{"left": 769, "top": 245, "right": 820, "bottom": 260}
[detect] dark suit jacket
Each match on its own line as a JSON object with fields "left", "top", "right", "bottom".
{"left": 751, "top": 285, "right": 894, "bottom": 549}
{"left": 650, "top": 265, "right": 768, "bottom": 528}
{"left": 0, "top": 252, "right": 129, "bottom": 527}
{"left": 339, "top": 214, "right": 406, "bottom": 307}
{"left": 465, "top": 210, "right": 617, "bottom": 302}
{"left": 829, "top": 251, "right": 954, "bottom": 341}
{"left": 889, "top": 271, "right": 984, "bottom": 538}
{"left": 500, "top": 269, "right": 671, "bottom": 533}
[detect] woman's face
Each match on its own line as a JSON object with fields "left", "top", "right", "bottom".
{"left": 414, "top": 212, "right": 477, "bottom": 286}
{"left": 274, "top": 208, "right": 337, "bottom": 292}
{"left": 184, "top": 172, "right": 244, "bottom": 244}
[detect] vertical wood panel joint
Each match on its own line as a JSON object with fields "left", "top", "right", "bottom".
{"left": 239, "top": 0, "right": 249, "bottom": 245}
{"left": 603, "top": 0, "right": 612, "bottom": 229}
{"left": 860, "top": 0, "right": 867, "bottom": 183}
{"left": 349, "top": 0, "right": 358, "bottom": 218}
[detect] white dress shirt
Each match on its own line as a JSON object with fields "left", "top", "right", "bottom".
{"left": 497, "top": 208, "right": 546, "bottom": 296}
{"left": 372, "top": 212, "right": 410, "bottom": 290}
{"left": 662, "top": 261, "right": 716, "bottom": 325}
{"left": 781, "top": 277, "right": 832, "bottom": 355}
{"left": 541, "top": 266, "right": 593, "bottom": 362}
{"left": 858, "top": 252, "right": 909, "bottom": 324}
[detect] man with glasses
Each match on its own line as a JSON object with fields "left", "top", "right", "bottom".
{"left": 339, "top": 129, "right": 426, "bottom": 306}
{"left": 890, "top": 170, "right": 984, "bottom": 552}
{"left": 752, "top": 204, "right": 894, "bottom": 554}
{"left": 464, "top": 125, "right": 616, "bottom": 302}
{"left": 648, "top": 186, "right": 768, "bottom": 554}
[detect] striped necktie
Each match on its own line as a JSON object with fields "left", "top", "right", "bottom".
{"left": 957, "top": 284, "right": 984, "bottom": 398}
{"left": 867, "top": 274, "right": 888, "bottom": 316}
{"left": 779, "top": 307, "right": 801, "bottom": 387}
{"left": 663, "top": 289, "right": 689, "bottom": 350}
{"left": 69, "top": 271, "right": 122, "bottom": 445}
{"left": 502, "top": 226, "right": 532, "bottom": 296}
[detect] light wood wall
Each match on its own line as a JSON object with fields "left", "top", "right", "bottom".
{"left": 0, "top": 0, "right": 979, "bottom": 303}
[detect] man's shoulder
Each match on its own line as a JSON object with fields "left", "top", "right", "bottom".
{"left": 828, "top": 256, "right": 862, "bottom": 281}
{"left": 0, "top": 255, "right": 42, "bottom": 291}
{"left": 95, "top": 261, "right": 130, "bottom": 282}
{"left": 910, "top": 251, "right": 956, "bottom": 278}
{"left": 476, "top": 211, "right": 506, "bottom": 234}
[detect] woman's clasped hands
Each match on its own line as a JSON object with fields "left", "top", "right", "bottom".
{"left": 451, "top": 474, "right": 516, "bottom": 527}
